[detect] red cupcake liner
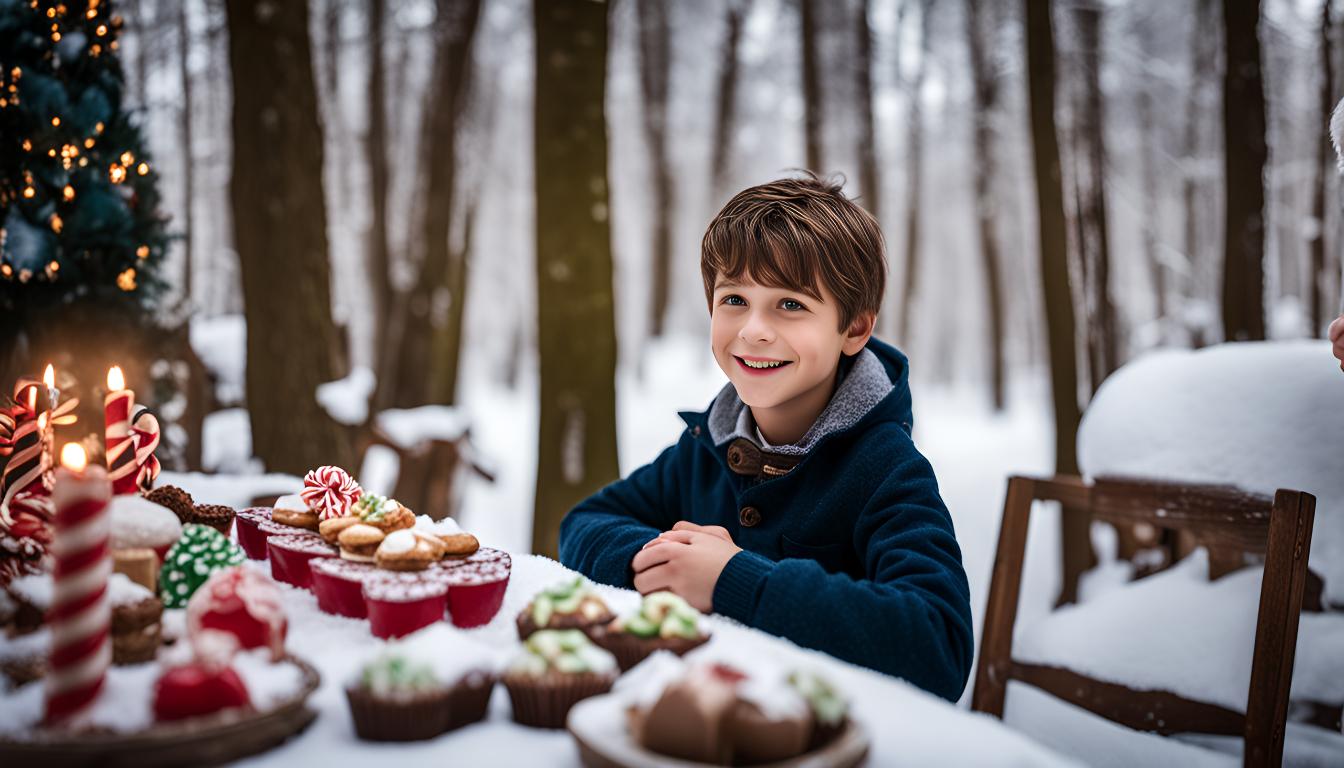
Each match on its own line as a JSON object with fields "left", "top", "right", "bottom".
{"left": 310, "top": 557, "right": 375, "bottom": 618}
{"left": 235, "top": 507, "right": 290, "bottom": 560}
{"left": 363, "top": 574, "right": 449, "bottom": 639}
{"left": 267, "top": 534, "right": 337, "bottom": 590}
{"left": 432, "top": 552, "right": 511, "bottom": 629}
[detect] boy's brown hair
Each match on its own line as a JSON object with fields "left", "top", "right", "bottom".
{"left": 700, "top": 173, "right": 887, "bottom": 331}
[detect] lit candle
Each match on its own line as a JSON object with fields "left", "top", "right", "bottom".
{"left": 44, "top": 443, "right": 112, "bottom": 727}
{"left": 43, "top": 364, "right": 57, "bottom": 411}
{"left": 103, "top": 366, "right": 137, "bottom": 495}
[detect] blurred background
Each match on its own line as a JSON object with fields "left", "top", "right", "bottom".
{"left": 1, "top": 0, "right": 1340, "bottom": 610}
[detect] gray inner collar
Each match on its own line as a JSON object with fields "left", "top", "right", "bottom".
{"left": 706, "top": 348, "right": 894, "bottom": 456}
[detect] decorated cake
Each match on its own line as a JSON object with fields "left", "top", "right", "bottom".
{"left": 616, "top": 651, "right": 850, "bottom": 764}
{"left": 596, "top": 590, "right": 710, "bottom": 671}
{"left": 516, "top": 575, "right": 614, "bottom": 641}
{"left": 502, "top": 628, "right": 618, "bottom": 729}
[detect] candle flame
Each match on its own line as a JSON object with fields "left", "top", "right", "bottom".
{"left": 27, "top": 387, "right": 35, "bottom": 412}
{"left": 38, "top": 413, "right": 47, "bottom": 430}
{"left": 43, "top": 364, "right": 54, "bottom": 389}
{"left": 60, "top": 443, "right": 87, "bottom": 471}
{"left": 107, "top": 365, "right": 124, "bottom": 391}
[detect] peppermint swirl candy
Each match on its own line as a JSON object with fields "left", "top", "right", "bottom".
{"left": 301, "top": 465, "right": 363, "bottom": 521}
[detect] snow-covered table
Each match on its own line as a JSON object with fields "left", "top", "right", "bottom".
{"left": 232, "top": 552, "right": 1077, "bottom": 767}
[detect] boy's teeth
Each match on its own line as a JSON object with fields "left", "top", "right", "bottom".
{"left": 742, "top": 358, "right": 785, "bottom": 369}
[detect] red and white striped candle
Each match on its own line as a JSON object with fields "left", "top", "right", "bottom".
{"left": 103, "top": 366, "right": 137, "bottom": 496}
{"left": 131, "top": 410, "right": 160, "bottom": 492}
{"left": 44, "top": 443, "right": 113, "bottom": 727}
{"left": 1, "top": 382, "right": 44, "bottom": 520}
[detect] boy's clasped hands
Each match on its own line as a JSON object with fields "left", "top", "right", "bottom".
{"left": 632, "top": 521, "right": 742, "bottom": 613}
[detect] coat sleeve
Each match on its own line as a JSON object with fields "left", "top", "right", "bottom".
{"left": 558, "top": 436, "right": 687, "bottom": 590}
{"left": 711, "top": 438, "right": 974, "bottom": 702}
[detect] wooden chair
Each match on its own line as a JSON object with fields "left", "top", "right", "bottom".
{"left": 972, "top": 475, "right": 1316, "bottom": 767}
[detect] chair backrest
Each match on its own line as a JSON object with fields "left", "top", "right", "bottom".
{"left": 971, "top": 474, "right": 1316, "bottom": 768}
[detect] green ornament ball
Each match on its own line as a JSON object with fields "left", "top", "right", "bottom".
{"left": 158, "top": 523, "right": 246, "bottom": 609}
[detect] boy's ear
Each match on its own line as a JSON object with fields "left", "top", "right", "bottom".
{"left": 841, "top": 312, "right": 876, "bottom": 356}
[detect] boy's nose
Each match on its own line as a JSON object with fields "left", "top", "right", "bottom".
{"left": 738, "top": 312, "right": 776, "bottom": 344}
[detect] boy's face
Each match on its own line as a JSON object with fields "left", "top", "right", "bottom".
{"left": 710, "top": 272, "right": 871, "bottom": 413}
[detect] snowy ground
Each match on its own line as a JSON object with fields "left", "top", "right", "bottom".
{"left": 174, "top": 331, "right": 1344, "bottom": 766}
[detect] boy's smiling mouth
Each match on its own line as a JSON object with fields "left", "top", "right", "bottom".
{"left": 733, "top": 354, "right": 793, "bottom": 375}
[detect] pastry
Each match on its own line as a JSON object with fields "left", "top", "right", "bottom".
{"left": 318, "top": 514, "right": 362, "bottom": 545}
{"left": 109, "top": 494, "right": 183, "bottom": 560}
{"left": 186, "top": 566, "right": 288, "bottom": 660}
{"left": 596, "top": 590, "right": 710, "bottom": 671}
{"left": 433, "top": 548, "right": 511, "bottom": 629}
{"left": 374, "top": 529, "right": 444, "bottom": 572}
{"left": 337, "top": 523, "right": 385, "bottom": 563}
{"left": 267, "top": 534, "right": 338, "bottom": 589}
{"left": 109, "top": 572, "right": 163, "bottom": 665}
{"left": 158, "top": 523, "right": 247, "bottom": 609}
{"left": 270, "top": 493, "right": 318, "bottom": 531}
{"left": 516, "top": 575, "right": 614, "bottom": 641}
{"left": 191, "top": 504, "right": 236, "bottom": 538}
{"left": 351, "top": 493, "right": 415, "bottom": 534}
{"left": 502, "top": 628, "right": 617, "bottom": 729}
{"left": 144, "top": 484, "right": 195, "bottom": 525}
{"left": 362, "top": 572, "right": 448, "bottom": 639}
{"left": 345, "top": 630, "right": 496, "bottom": 742}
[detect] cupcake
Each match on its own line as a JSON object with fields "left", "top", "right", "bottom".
{"left": 192, "top": 504, "right": 236, "bottom": 538}
{"left": 363, "top": 572, "right": 448, "bottom": 639}
{"left": 502, "top": 629, "right": 618, "bottom": 729}
{"left": 267, "top": 533, "right": 338, "bottom": 590}
{"left": 271, "top": 493, "right": 319, "bottom": 531}
{"left": 109, "top": 494, "right": 184, "bottom": 562}
{"left": 345, "top": 628, "right": 497, "bottom": 741}
{"left": 596, "top": 590, "right": 709, "bottom": 671}
{"left": 310, "top": 557, "right": 375, "bottom": 618}
{"left": 234, "top": 506, "right": 298, "bottom": 560}
{"left": 433, "top": 549, "right": 511, "bottom": 629}
{"left": 144, "top": 484, "right": 195, "bottom": 525}
{"left": 109, "top": 572, "right": 164, "bottom": 665}
{"left": 516, "top": 575, "right": 614, "bottom": 641}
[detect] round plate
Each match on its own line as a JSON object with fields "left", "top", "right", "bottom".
{"left": 0, "top": 656, "right": 321, "bottom": 768}
{"left": 567, "top": 692, "right": 869, "bottom": 768}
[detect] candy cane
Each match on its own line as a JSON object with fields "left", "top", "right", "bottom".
{"left": 44, "top": 463, "right": 112, "bottom": 726}
{"left": 131, "top": 409, "right": 161, "bottom": 493}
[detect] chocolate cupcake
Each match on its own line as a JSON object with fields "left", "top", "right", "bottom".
{"left": 109, "top": 572, "right": 163, "bottom": 665}
{"left": 597, "top": 591, "right": 709, "bottom": 671}
{"left": 346, "top": 630, "right": 498, "bottom": 741}
{"left": 502, "top": 629, "right": 618, "bottom": 729}
{"left": 516, "top": 576, "right": 614, "bottom": 641}
{"left": 192, "top": 504, "right": 236, "bottom": 538}
{"left": 145, "top": 484, "right": 195, "bottom": 525}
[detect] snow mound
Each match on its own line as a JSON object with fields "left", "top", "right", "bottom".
{"left": 1078, "top": 341, "right": 1344, "bottom": 605}
{"left": 190, "top": 315, "right": 247, "bottom": 405}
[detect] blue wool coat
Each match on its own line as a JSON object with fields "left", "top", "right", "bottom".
{"left": 557, "top": 338, "right": 973, "bottom": 702}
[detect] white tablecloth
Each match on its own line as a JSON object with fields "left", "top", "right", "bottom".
{"left": 233, "top": 552, "right": 1077, "bottom": 767}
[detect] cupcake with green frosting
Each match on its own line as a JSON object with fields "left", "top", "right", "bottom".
{"left": 596, "top": 590, "right": 710, "bottom": 671}
{"left": 502, "top": 628, "right": 618, "bottom": 728}
{"left": 516, "top": 576, "right": 615, "bottom": 641}
{"left": 789, "top": 669, "right": 850, "bottom": 749}
{"left": 345, "top": 626, "right": 498, "bottom": 741}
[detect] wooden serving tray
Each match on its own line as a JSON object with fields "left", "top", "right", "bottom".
{"left": 567, "top": 692, "right": 870, "bottom": 768}
{"left": 0, "top": 656, "right": 321, "bottom": 768}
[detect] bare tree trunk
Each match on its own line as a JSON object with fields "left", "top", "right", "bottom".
{"left": 129, "top": 0, "right": 152, "bottom": 109}
{"left": 1310, "top": 0, "right": 1334, "bottom": 333}
{"left": 224, "top": 0, "right": 353, "bottom": 473}
{"left": 1024, "top": 0, "right": 1090, "bottom": 606}
{"left": 1221, "top": 0, "right": 1267, "bottom": 342}
{"left": 799, "top": 0, "right": 823, "bottom": 172}
{"left": 710, "top": 0, "right": 749, "bottom": 202}
{"left": 1138, "top": 87, "right": 1167, "bottom": 330}
{"left": 178, "top": 0, "right": 195, "bottom": 307}
{"left": 855, "top": 0, "right": 880, "bottom": 219}
{"left": 367, "top": 0, "right": 393, "bottom": 392}
{"left": 533, "top": 0, "right": 620, "bottom": 560}
{"left": 638, "top": 0, "right": 674, "bottom": 338}
{"left": 323, "top": 0, "right": 346, "bottom": 215}
{"left": 386, "top": 0, "right": 483, "bottom": 408}
{"left": 1072, "top": 3, "right": 1118, "bottom": 386}
{"left": 966, "top": 0, "right": 1006, "bottom": 411}
{"left": 1183, "top": 0, "right": 1217, "bottom": 347}
{"left": 897, "top": 0, "right": 929, "bottom": 347}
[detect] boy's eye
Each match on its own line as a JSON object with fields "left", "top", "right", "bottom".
{"left": 781, "top": 299, "right": 806, "bottom": 311}
{"left": 722, "top": 295, "right": 746, "bottom": 306}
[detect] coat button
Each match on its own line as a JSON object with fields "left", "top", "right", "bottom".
{"left": 690, "top": 425, "right": 701, "bottom": 437}
{"left": 728, "top": 446, "right": 743, "bottom": 468}
{"left": 739, "top": 506, "right": 761, "bottom": 527}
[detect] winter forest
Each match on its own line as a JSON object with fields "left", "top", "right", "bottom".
{"left": 2, "top": 0, "right": 1344, "bottom": 765}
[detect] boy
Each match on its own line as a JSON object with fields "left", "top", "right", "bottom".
{"left": 558, "top": 175, "right": 973, "bottom": 702}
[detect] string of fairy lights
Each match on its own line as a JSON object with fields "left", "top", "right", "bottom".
{"left": 0, "top": 0, "right": 154, "bottom": 292}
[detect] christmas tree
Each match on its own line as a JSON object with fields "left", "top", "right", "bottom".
{"left": 0, "top": 0, "right": 167, "bottom": 346}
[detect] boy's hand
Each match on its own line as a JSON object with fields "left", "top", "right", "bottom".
{"left": 631, "top": 530, "right": 741, "bottom": 613}
{"left": 1331, "top": 314, "right": 1344, "bottom": 372}
{"left": 640, "top": 520, "right": 733, "bottom": 549}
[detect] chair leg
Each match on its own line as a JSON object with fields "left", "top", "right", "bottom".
{"left": 972, "top": 476, "right": 1036, "bottom": 718}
